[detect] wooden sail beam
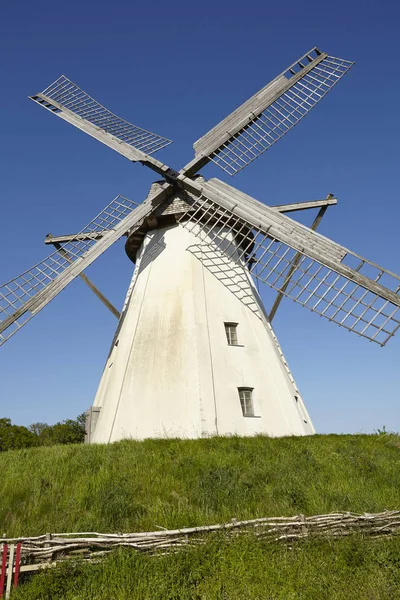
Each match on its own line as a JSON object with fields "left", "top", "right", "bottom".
{"left": 268, "top": 196, "right": 333, "bottom": 322}
{"left": 271, "top": 196, "right": 337, "bottom": 213}
{"left": 52, "top": 242, "right": 121, "bottom": 320}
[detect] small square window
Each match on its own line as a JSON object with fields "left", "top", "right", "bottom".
{"left": 238, "top": 387, "right": 254, "bottom": 417}
{"left": 225, "top": 322, "right": 238, "bottom": 346}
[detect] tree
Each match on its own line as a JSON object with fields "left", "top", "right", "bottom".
{"left": 29, "top": 422, "right": 48, "bottom": 436}
{"left": 0, "top": 413, "right": 86, "bottom": 451}
{"left": 0, "top": 418, "right": 38, "bottom": 452}
{"left": 36, "top": 413, "right": 86, "bottom": 446}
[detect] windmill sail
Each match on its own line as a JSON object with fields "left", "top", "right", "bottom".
{"left": 30, "top": 76, "right": 172, "bottom": 166}
{"left": 0, "top": 191, "right": 168, "bottom": 346}
{"left": 179, "top": 178, "right": 400, "bottom": 345}
{"left": 184, "top": 48, "right": 353, "bottom": 176}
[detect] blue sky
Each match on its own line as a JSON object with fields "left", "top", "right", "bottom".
{"left": 1, "top": 0, "right": 399, "bottom": 434}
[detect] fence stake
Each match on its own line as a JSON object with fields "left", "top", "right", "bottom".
{"left": 0, "top": 544, "right": 7, "bottom": 599}
{"left": 5, "top": 544, "right": 14, "bottom": 599}
{"left": 13, "top": 544, "right": 22, "bottom": 589}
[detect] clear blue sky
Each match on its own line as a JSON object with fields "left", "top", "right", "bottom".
{"left": 1, "top": 0, "right": 399, "bottom": 434}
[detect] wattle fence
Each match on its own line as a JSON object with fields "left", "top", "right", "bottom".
{"left": 1, "top": 510, "right": 400, "bottom": 597}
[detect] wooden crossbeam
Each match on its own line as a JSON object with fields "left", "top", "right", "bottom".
{"left": 268, "top": 195, "right": 334, "bottom": 322}
{"left": 44, "top": 232, "right": 108, "bottom": 245}
{"left": 44, "top": 197, "right": 337, "bottom": 248}
{"left": 271, "top": 197, "right": 337, "bottom": 213}
{"left": 52, "top": 242, "right": 120, "bottom": 320}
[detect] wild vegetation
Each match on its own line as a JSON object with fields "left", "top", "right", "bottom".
{"left": 12, "top": 535, "right": 400, "bottom": 600}
{"left": 0, "top": 414, "right": 85, "bottom": 451}
{"left": 2, "top": 433, "right": 400, "bottom": 598}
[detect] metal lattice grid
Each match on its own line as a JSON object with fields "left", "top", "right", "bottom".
{"left": 0, "top": 196, "right": 138, "bottom": 345}
{"left": 209, "top": 55, "right": 353, "bottom": 175}
{"left": 180, "top": 196, "right": 400, "bottom": 345}
{"left": 31, "top": 75, "right": 172, "bottom": 155}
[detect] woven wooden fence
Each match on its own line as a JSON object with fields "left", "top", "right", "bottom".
{"left": 1, "top": 510, "right": 400, "bottom": 596}
{"left": 3, "top": 510, "right": 400, "bottom": 565}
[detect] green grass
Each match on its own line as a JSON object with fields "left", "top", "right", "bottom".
{"left": 2, "top": 434, "right": 400, "bottom": 598}
{"left": 1, "top": 434, "right": 400, "bottom": 536}
{"left": 12, "top": 535, "right": 400, "bottom": 599}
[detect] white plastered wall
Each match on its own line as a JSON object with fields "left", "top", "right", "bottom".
{"left": 90, "top": 222, "right": 314, "bottom": 443}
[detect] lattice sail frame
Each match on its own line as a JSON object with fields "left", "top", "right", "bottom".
{"left": 179, "top": 196, "right": 400, "bottom": 346}
{"left": 190, "top": 48, "right": 354, "bottom": 176}
{"left": 0, "top": 196, "right": 141, "bottom": 345}
{"left": 3, "top": 45, "right": 398, "bottom": 349}
{"left": 30, "top": 75, "right": 172, "bottom": 158}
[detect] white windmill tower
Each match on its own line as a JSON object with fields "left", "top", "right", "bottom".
{"left": 1, "top": 47, "right": 400, "bottom": 443}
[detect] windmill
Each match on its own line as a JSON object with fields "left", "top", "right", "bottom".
{"left": 1, "top": 47, "right": 400, "bottom": 443}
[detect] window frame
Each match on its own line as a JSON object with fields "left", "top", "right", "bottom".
{"left": 238, "top": 387, "right": 255, "bottom": 417}
{"left": 224, "top": 322, "right": 239, "bottom": 346}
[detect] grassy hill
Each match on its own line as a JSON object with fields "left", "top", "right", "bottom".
{"left": 1, "top": 434, "right": 400, "bottom": 599}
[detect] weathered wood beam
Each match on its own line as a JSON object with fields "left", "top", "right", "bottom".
{"left": 30, "top": 93, "right": 172, "bottom": 180}
{"left": 183, "top": 50, "right": 328, "bottom": 176}
{"left": 44, "top": 232, "right": 108, "bottom": 245}
{"left": 1, "top": 186, "right": 170, "bottom": 339}
{"left": 271, "top": 197, "right": 337, "bottom": 213}
{"left": 180, "top": 176, "right": 400, "bottom": 308}
{"left": 268, "top": 196, "right": 333, "bottom": 322}
{"left": 196, "top": 178, "right": 346, "bottom": 263}
{"left": 43, "top": 198, "right": 336, "bottom": 245}
{"left": 52, "top": 243, "right": 121, "bottom": 320}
